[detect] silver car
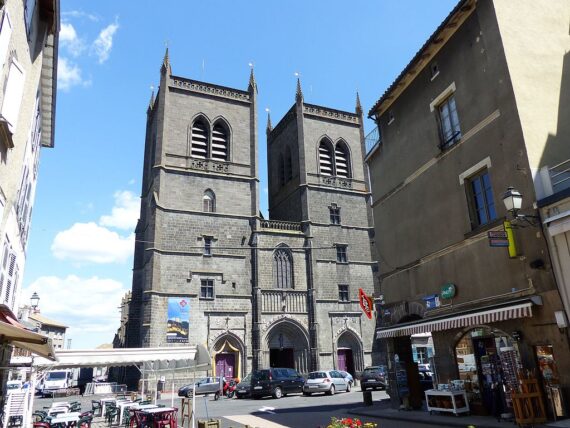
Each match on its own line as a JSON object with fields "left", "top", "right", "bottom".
{"left": 303, "top": 370, "right": 350, "bottom": 396}
{"left": 178, "top": 377, "right": 222, "bottom": 399}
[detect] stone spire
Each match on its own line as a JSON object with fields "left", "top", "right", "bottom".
{"left": 266, "top": 111, "right": 272, "bottom": 135}
{"left": 161, "top": 47, "right": 171, "bottom": 75}
{"left": 295, "top": 78, "right": 303, "bottom": 104}
{"left": 248, "top": 66, "right": 256, "bottom": 92}
{"left": 147, "top": 89, "right": 155, "bottom": 114}
{"left": 355, "top": 91, "right": 363, "bottom": 115}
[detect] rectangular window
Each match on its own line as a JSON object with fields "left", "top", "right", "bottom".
{"left": 24, "top": 0, "right": 36, "bottom": 37}
{"left": 336, "top": 245, "right": 348, "bottom": 263}
{"left": 438, "top": 95, "right": 461, "bottom": 149}
{"left": 338, "top": 284, "right": 349, "bottom": 302}
{"left": 200, "top": 279, "right": 214, "bottom": 299}
{"left": 204, "top": 237, "right": 212, "bottom": 256}
{"left": 330, "top": 205, "right": 341, "bottom": 225}
{"left": 467, "top": 170, "right": 497, "bottom": 228}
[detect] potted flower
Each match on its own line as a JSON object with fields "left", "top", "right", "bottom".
{"left": 327, "top": 417, "right": 377, "bottom": 428}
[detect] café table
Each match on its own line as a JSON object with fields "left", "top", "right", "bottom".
{"left": 136, "top": 407, "right": 177, "bottom": 428}
{"left": 100, "top": 397, "right": 116, "bottom": 416}
{"left": 50, "top": 411, "right": 81, "bottom": 426}
{"left": 117, "top": 402, "right": 155, "bottom": 426}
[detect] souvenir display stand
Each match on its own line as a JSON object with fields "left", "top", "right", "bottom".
{"left": 511, "top": 373, "right": 546, "bottom": 426}
{"left": 425, "top": 388, "right": 470, "bottom": 416}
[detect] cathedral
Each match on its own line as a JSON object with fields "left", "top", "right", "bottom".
{"left": 120, "top": 51, "right": 378, "bottom": 381}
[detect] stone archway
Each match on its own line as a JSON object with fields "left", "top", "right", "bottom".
{"left": 263, "top": 319, "right": 310, "bottom": 374}
{"left": 212, "top": 333, "right": 245, "bottom": 380}
{"left": 336, "top": 329, "right": 364, "bottom": 378}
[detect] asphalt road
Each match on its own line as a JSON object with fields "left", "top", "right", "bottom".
{"left": 33, "top": 389, "right": 444, "bottom": 428}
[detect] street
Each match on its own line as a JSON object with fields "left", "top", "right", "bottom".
{"left": 34, "top": 389, "right": 446, "bottom": 428}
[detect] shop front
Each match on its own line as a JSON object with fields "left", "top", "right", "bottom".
{"left": 376, "top": 297, "right": 566, "bottom": 421}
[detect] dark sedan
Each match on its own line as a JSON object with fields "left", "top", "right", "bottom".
{"left": 360, "top": 366, "right": 387, "bottom": 391}
{"left": 235, "top": 373, "right": 251, "bottom": 399}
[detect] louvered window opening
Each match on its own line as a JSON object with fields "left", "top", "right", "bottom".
{"left": 319, "top": 142, "right": 333, "bottom": 176}
{"left": 191, "top": 121, "right": 208, "bottom": 159}
{"left": 211, "top": 124, "right": 228, "bottom": 161}
{"left": 335, "top": 145, "right": 349, "bottom": 178}
{"left": 285, "top": 150, "right": 293, "bottom": 182}
{"left": 274, "top": 249, "right": 293, "bottom": 289}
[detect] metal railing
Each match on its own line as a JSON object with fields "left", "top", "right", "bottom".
{"left": 365, "top": 127, "right": 381, "bottom": 156}
{"left": 549, "top": 158, "right": 570, "bottom": 193}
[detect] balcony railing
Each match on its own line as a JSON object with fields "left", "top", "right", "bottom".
{"left": 260, "top": 220, "right": 302, "bottom": 231}
{"left": 549, "top": 158, "right": 570, "bottom": 194}
{"left": 261, "top": 289, "right": 308, "bottom": 313}
{"left": 365, "top": 127, "right": 381, "bottom": 156}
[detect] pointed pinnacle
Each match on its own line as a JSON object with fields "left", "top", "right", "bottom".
{"left": 248, "top": 67, "right": 256, "bottom": 89}
{"left": 295, "top": 78, "right": 303, "bottom": 103}
{"left": 161, "top": 47, "right": 171, "bottom": 74}
{"left": 356, "top": 91, "right": 362, "bottom": 114}
{"left": 266, "top": 111, "right": 273, "bottom": 133}
{"left": 147, "top": 90, "right": 155, "bottom": 112}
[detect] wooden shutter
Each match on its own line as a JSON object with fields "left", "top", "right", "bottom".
{"left": 2, "top": 58, "right": 26, "bottom": 133}
{"left": 335, "top": 144, "right": 349, "bottom": 178}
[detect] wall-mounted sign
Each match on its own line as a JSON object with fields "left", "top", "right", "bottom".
{"left": 488, "top": 230, "right": 509, "bottom": 247}
{"left": 423, "top": 294, "right": 440, "bottom": 310}
{"left": 358, "top": 288, "right": 373, "bottom": 319}
{"left": 441, "top": 283, "right": 456, "bottom": 299}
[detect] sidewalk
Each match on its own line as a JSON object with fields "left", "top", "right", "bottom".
{"left": 348, "top": 399, "right": 566, "bottom": 428}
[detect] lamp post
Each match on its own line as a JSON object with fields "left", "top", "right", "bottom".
{"left": 30, "top": 292, "right": 40, "bottom": 313}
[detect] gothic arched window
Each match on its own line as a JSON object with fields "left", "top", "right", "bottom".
{"left": 335, "top": 141, "right": 351, "bottom": 178}
{"left": 191, "top": 119, "right": 209, "bottom": 159}
{"left": 203, "top": 189, "right": 216, "bottom": 213}
{"left": 273, "top": 246, "right": 293, "bottom": 289}
{"left": 211, "top": 121, "right": 229, "bottom": 161}
{"left": 318, "top": 139, "right": 334, "bottom": 176}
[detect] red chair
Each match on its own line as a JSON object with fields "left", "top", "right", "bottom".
{"left": 33, "top": 423, "right": 51, "bottom": 428}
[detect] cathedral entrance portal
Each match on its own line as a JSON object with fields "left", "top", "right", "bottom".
{"left": 213, "top": 335, "right": 244, "bottom": 380}
{"left": 264, "top": 320, "right": 309, "bottom": 374}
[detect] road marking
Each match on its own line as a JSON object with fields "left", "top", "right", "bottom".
{"left": 258, "top": 406, "right": 276, "bottom": 414}
{"left": 225, "top": 414, "right": 289, "bottom": 427}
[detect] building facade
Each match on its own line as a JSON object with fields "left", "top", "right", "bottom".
{"left": 122, "top": 52, "right": 378, "bottom": 384}
{"left": 366, "top": 0, "right": 569, "bottom": 415}
{"left": 0, "top": 0, "right": 58, "bottom": 402}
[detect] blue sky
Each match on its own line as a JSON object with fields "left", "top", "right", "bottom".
{"left": 22, "top": 0, "right": 458, "bottom": 349}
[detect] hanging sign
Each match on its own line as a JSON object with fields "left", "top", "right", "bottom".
{"left": 358, "top": 288, "right": 373, "bottom": 319}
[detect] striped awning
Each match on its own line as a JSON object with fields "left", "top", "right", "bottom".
{"left": 376, "top": 301, "right": 533, "bottom": 339}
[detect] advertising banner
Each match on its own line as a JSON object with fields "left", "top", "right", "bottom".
{"left": 167, "top": 298, "right": 190, "bottom": 343}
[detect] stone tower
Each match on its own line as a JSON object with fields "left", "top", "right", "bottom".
{"left": 127, "top": 52, "right": 258, "bottom": 380}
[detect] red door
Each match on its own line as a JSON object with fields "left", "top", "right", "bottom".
{"left": 215, "top": 353, "right": 235, "bottom": 379}
{"left": 338, "top": 349, "right": 348, "bottom": 372}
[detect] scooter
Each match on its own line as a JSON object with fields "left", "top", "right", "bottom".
{"left": 223, "top": 379, "right": 237, "bottom": 398}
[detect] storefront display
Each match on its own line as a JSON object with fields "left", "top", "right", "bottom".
{"left": 425, "top": 388, "right": 469, "bottom": 415}
{"left": 454, "top": 327, "right": 522, "bottom": 416}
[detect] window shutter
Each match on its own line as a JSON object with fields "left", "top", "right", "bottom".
{"left": 0, "top": 11, "right": 12, "bottom": 69}
{"left": 2, "top": 58, "right": 26, "bottom": 133}
{"left": 211, "top": 124, "right": 228, "bottom": 161}
{"left": 4, "top": 251, "right": 16, "bottom": 303}
{"left": 319, "top": 142, "right": 333, "bottom": 176}
{"left": 191, "top": 121, "right": 208, "bottom": 159}
{"left": 335, "top": 145, "right": 349, "bottom": 178}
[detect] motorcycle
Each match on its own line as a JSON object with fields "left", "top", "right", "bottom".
{"left": 223, "top": 378, "right": 237, "bottom": 398}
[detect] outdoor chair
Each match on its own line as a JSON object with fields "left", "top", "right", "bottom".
{"left": 91, "top": 400, "right": 102, "bottom": 416}
{"left": 106, "top": 407, "right": 118, "bottom": 426}
{"left": 32, "top": 411, "right": 48, "bottom": 422}
{"left": 78, "top": 415, "right": 93, "bottom": 428}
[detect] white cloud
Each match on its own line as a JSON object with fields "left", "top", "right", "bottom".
{"left": 92, "top": 20, "right": 119, "bottom": 64}
{"left": 62, "top": 10, "right": 99, "bottom": 22}
{"left": 57, "top": 57, "right": 90, "bottom": 91}
{"left": 24, "top": 276, "right": 126, "bottom": 347}
{"left": 100, "top": 191, "right": 140, "bottom": 230}
{"left": 59, "top": 23, "right": 85, "bottom": 57}
{"left": 51, "top": 222, "right": 134, "bottom": 264}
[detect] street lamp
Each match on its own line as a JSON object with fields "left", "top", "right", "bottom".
{"left": 502, "top": 187, "right": 539, "bottom": 225}
{"left": 30, "top": 292, "right": 40, "bottom": 312}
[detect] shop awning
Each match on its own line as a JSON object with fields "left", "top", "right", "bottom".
{"left": 376, "top": 300, "right": 535, "bottom": 339}
{"left": 0, "top": 305, "right": 55, "bottom": 360}
{"left": 30, "top": 344, "right": 211, "bottom": 369}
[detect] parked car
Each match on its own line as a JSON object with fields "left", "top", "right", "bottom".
{"left": 250, "top": 368, "right": 304, "bottom": 399}
{"left": 6, "top": 380, "right": 22, "bottom": 391}
{"left": 235, "top": 373, "right": 251, "bottom": 399}
{"left": 339, "top": 370, "right": 354, "bottom": 387}
{"left": 360, "top": 366, "right": 387, "bottom": 391}
{"left": 178, "top": 377, "right": 222, "bottom": 399}
{"left": 418, "top": 368, "right": 434, "bottom": 392}
{"left": 303, "top": 370, "right": 350, "bottom": 396}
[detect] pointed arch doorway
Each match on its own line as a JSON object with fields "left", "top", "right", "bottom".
{"left": 265, "top": 319, "right": 310, "bottom": 374}
{"left": 213, "top": 336, "right": 243, "bottom": 380}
